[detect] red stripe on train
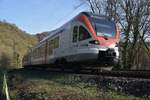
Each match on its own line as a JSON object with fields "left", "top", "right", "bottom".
{"left": 77, "top": 14, "right": 120, "bottom": 47}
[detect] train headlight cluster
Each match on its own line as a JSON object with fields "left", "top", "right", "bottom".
{"left": 89, "top": 40, "right": 100, "bottom": 45}
{"left": 109, "top": 44, "right": 116, "bottom": 48}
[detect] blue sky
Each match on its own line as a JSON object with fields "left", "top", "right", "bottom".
{"left": 0, "top": 0, "right": 89, "bottom": 34}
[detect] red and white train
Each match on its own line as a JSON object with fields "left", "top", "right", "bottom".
{"left": 23, "top": 12, "right": 120, "bottom": 68}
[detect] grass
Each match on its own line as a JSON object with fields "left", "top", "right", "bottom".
{"left": 0, "top": 68, "right": 10, "bottom": 100}
{"left": 7, "top": 70, "right": 147, "bottom": 100}
{"left": 0, "top": 69, "right": 4, "bottom": 92}
{"left": 0, "top": 68, "right": 5, "bottom": 100}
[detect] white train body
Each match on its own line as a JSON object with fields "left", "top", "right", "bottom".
{"left": 23, "top": 12, "right": 120, "bottom": 67}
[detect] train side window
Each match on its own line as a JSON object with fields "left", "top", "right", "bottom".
{"left": 41, "top": 45, "right": 44, "bottom": 57}
{"left": 73, "top": 26, "right": 78, "bottom": 42}
{"left": 79, "top": 26, "right": 91, "bottom": 41}
{"left": 49, "top": 40, "right": 53, "bottom": 55}
{"left": 54, "top": 37, "right": 59, "bottom": 48}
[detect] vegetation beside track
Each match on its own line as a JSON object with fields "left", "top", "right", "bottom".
{"left": 0, "top": 68, "right": 11, "bottom": 100}
{"left": 0, "top": 69, "right": 5, "bottom": 99}
{"left": 0, "top": 21, "right": 38, "bottom": 68}
{"left": 0, "top": 70, "right": 3, "bottom": 92}
{"left": 7, "top": 69, "right": 147, "bottom": 100}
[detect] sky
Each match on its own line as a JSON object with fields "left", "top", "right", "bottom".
{"left": 0, "top": 0, "right": 89, "bottom": 34}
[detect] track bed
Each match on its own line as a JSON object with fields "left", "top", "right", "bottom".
{"left": 5, "top": 68, "right": 150, "bottom": 100}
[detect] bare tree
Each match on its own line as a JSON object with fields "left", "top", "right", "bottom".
{"left": 81, "top": 0, "right": 107, "bottom": 15}
{"left": 12, "top": 40, "right": 21, "bottom": 68}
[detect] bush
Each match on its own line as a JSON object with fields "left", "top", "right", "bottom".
{"left": 0, "top": 52, "right": 11, "bottom": 70}
{"left": 0, "top": 69, "right": 4, "bottom": 97}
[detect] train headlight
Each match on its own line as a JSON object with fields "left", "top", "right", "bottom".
{"left": 109, "top": 44, "right": 115, "bottom": 48}
{"left": 89, "top": 40, "right": 100, "bottom": 45}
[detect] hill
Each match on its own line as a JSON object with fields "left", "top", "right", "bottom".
{"left": 36, "top": 31, "right": 49, "bottom": 41}
{"left": 0, "top": 21, "right": 38, "bottom": 68}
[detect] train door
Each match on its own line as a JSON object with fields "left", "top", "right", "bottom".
{"left": 76, "top": 23, "right": 92, "bottom": 61}
{"left": 78, "top": 24, "right": 92, "bottom": 45}
{"left": 69, "top": 24, "right": 79, "bottom": 61}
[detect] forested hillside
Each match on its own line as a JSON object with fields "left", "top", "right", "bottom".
{"left": 36, "top": 31, "right": 49, "bottom": 41}
{"left": 0, "top": 21, "right": 38, "bottom": 68}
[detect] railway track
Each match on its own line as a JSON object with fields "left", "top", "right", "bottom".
{"left": 95, "top": 70, "right": 150, "bottom": 79}
{"left": 17, "top": 65, "right": 150, "bottom": 79}
{"left": 7, "top": 66, "right": 150, "bottom": 98}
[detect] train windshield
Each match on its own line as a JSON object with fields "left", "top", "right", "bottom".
{"left": 91, "top": 17, "right": 116, "bottom": 37}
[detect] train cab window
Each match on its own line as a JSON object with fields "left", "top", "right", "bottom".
{"left": 73, "top": 26, "right": 78, "bottom": 42}
{"left": 79, "top": 26, "right": 91, "bottom": 41}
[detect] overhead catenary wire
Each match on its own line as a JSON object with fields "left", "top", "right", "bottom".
{"left": 50, "top": 2, "right": 85, "bottom": 30}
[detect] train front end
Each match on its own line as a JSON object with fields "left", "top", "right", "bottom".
{"left": 92, "top": 16, "right": 119, "bottom": 65}
{"left": 81, "top": 12, "right": 120, "bottom": 66}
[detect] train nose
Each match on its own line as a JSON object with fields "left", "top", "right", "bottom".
{"left": 98, "top": 49, "right": 119, "bottom": 65}
{"left": 99, "top": 49, "right": 116, "bottom": 58}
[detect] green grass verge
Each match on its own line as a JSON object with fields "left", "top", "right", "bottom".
{"left": 0, "top": 69, "right": 6, "bottom": 92}
{"left": 0, "top": 69, "right": 4, "bottom": 91}
{"left": 8, "top": 72, "right": 146, "bottom": 100}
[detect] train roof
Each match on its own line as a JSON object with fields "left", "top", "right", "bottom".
{"left": 40, "top": 12, "right": 110, "bottom": 41}
{"left": 31, "top": 12, "right": 111, "bottom": 50}
{"left": 80, "top": 12, "right": 111, "bottom": 20}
